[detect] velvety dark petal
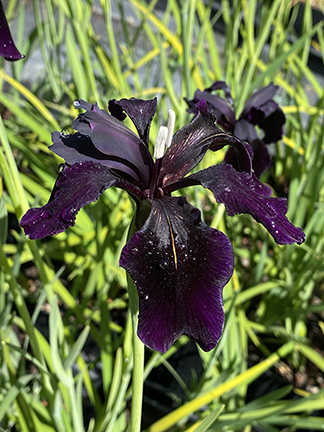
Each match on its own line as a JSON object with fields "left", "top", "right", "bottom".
{"left": 205, "top": 81, "right": 235, "bottom": 109}
{"left": 184, "top": 96, "right": 199, "bottom": 114}
{"left": 224, "top": 140, "right": 271, "bottom": 178}
{"left": 242, "top": 83, "right": 278, "bottom": 117}
{"left": 120, "top": 196, "right": 233, "bottom": 353}
{"left": 194, "top": 89, "right": 236, "bottom": 125}
{"left": 189, "top": 164, "right": 305, "bottom": 245}
{"left": 73, "top": 100, "right": 153, "bottom": 187}
{"left": 0, "top": 1, "right": 24, "bottom": 61}
{"left": 250, "top": 140, "right": 272, "bottom": 177}
{"left": 50, "top": 131, "right": 143, "bottom": 183}
{"left": 158, "top": 107, "right": 252, "bottom": 189}
{"left": 20, "top": 161, "right": 134, "bottom": 239}
{"left": 258, "top": 105, "right": 286, "bottom": 144}
{"left": 108, "top": 98, "right": 157, "bottom": 147}
{"left": 234, "top": 118, "right": 258, "bottom": 143}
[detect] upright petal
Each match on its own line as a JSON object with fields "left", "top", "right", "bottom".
{"left": 108, "top": 98, "right": 157, "bottom": 147}
{"left": 189, "top": 164, "right": 305, "bottom": 245}
{"left": 205, "top": 81, "right": 235, "bottom": 109}
{"left": 233, "top": 118, "right": 258, "bottom": 143}
{"left": 158, "top": 107, "right": 252, "bottom": 189}
{"left": 73, "top": 100, "right": 153, "bottom": 188}
{"left": 224, "top": 140, "right": 271, "bottom": 178}
{"left": 242, "top": 83, "right": 278, "bottom": 117}
{"left": 120, "top": 196, "right": 233, "bottom": 353}
{"left": 20, "top": 161, "right": 137, "bottom": 239}
{"left": 184, "top": 81, "right": 236, "bottom": 129}
{"left": 50, "top": 131, "right": 143, "bottom": 183}
{"left": 256, "top": 103, "right": 286, "bottom": 144}
{"left": 0, "top": 1, "right": 24, "bottom": 61}
{"left": 193, "top": 90, "right": 236, "bottom": 126}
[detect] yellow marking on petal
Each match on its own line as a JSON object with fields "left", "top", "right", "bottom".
{"left": 166, "top": 215, "right": 178, "bottom": 271}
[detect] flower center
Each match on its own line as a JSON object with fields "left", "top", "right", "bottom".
{"left": 153, "top": 109, "right": 175, "bottom": 160}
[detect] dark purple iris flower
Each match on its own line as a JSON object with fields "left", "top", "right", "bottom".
{"left": 20, "top": 97, "right": 304, "bottom": 353}
{"left": 0, "top": 0, "right": 24, "bottom": 61}
{"left": 185, "top": 81, "right": 286, "bottom": 177}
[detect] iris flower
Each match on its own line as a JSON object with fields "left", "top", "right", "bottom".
{"left": 0, "top": 0, "right": 24, "bottom": 61}
{"left": 20, "top": 97, "right": 304, "bottom": 353}
{"left": 185, "top": 82, "right": 286, "bottom": 177}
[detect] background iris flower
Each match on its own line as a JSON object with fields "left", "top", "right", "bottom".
{"left": 20, "top": 97, "right": 304, "bottom": 353}
{"left": 185, "top": 81, "right": 286, "bottom": 177}
{"left": 0, "top": 0, "right": 24, "bottom": 61}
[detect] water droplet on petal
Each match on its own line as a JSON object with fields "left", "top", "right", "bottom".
{"left": 132, "top": 247, "right": 139, "bottom": 255}
{"left": 159, "top": 260, "right": 168, "bottom": 269}
{"left": 148, "top": 240, "right": 153, "bottom": 246}
{"left": 179, "top": 244, "right": 186, "bottom": 250}
{"left": 40, "top": 209, "right": 53, "bottom": 219}
{"left": 225, "top": 187, "right": 231, "bottom": 192}
{"left": 61, "top": 207, "right": 74, "bottom": 223}
{"left": 74, "top": 100, "right": 81, "bottom": 107}
{"left": 144, "top": 295, "right": 149, "bottom": 300}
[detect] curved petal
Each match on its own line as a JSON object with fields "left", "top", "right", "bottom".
{"left": 120, "top": 196, "right": 233, "bottom": 353}
{"left": 205, "top": 81, "right": 235, "bottom": 109}
{"left": 73, "top": 100, "right": 153, "bottom": 188}
{"left": 20, "top": 161, "right": 136, "bottom": 239}
{"left": 108, "top": 98, "right": 157, "bottom": 147}
{"left": 50, "top": 131, "right": 143, "bottom": 183}
{"left": 224, "top": 139, "right": 271, "bottom": 178}
{"left": 257, "top": 105, "right": 286, "bottom": 144}
{"left": 0, "top": 1, "right": 24, "bottom": 61}
{"left": 189, "top": 164, "right": 305, "bottom": 245}
{"left": 194, "top": 89, "right": 236, "bottom": 125}
{"left": 242, "top": 83, "right": 278, "bottom": 117}
{"left": 234, "top": 118, "right": 258, "bottom": 143}
{"left": 158, "top": 105, "right": 252, "bottom": 189}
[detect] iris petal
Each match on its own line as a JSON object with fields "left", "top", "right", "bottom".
{"left": 242, "top": 83, "right": 278, "bottom": 116}
{"left": 20, "top": 161, "right": 131, "bottom": 239}
{"left": 194, "top": 90, "right": 236, "bottom": 124}
{"left": 73, "top": 100, "right": 153, "bottom": 188}
{"left": 224, "top": 140, "right": 271, "bottom": 178}
{"left": 256, "top": 104, "right": 286, "bottom": 144}
{"left": 234, "top": 118, "right": 258, "bottom": 143}
{"left": 108, "top": 98, "right": 157, "bottom": 147}
{"left": 205, "top": 81, "right": 234, "bottom": 108}
{"left": 189, "top": 164, "right": 305, "bottom": 245}
{"left": 50, "top": 131, "right": 143, "bottom": 183}
{"left": 120, "top": 196, "right": 233, "bottom": 353}
{"left": 0, "top": 1, "right": 24, "bottom": 61}
{"left": 159, "top": 108, "right": 252, "bottom": 189}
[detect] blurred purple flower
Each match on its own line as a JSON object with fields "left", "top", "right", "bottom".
{"left": 20, "top": 97, "right": 304, "bottom": 353}
{"left": 0, "top": 0, "right": 24, "bottom": 61}
{"left": 185, "top": 82, "right": 286, "bottom": 177}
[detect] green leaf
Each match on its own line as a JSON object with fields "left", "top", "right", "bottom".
{"left": 0, "top": 193, "right": 8, "bottom": 245}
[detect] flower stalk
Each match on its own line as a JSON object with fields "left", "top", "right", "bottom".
{"left": 127, "top": 215, "right": 145, "bottom": 432}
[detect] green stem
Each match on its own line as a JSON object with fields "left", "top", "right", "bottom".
{"left": 126, "top": 216, "right": 145, "bottom": 432}
{"left": 129, "top": 289, "right": 145, "bottom": 432}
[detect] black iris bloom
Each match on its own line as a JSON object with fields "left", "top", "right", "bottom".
{"left": 185, "top": 81, "right": 286, "bottom": 177}
{"left": 21, "top": 97, "right": 304, "bottom": 353}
